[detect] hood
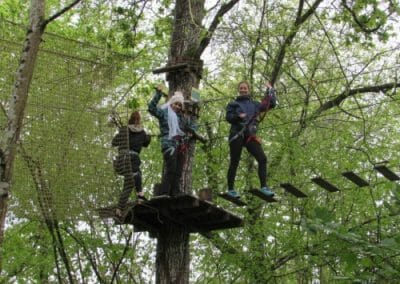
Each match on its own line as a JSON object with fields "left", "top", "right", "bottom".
{"left": 128, "top": 124, "right": 143, "bottom": 133}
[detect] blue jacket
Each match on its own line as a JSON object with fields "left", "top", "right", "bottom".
{"left": 226, "top": 88, "right": 276, "bottom": 138}
{"left": 148, "top": 90, "right": 196, "bottom": 152}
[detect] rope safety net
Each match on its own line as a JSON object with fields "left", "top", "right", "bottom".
{"left": 0, "top": 20, "right": 146, "bottom": 221}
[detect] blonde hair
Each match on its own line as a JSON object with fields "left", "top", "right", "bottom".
{"left": 237, "top": 81, "right": 251, "bottom": 92}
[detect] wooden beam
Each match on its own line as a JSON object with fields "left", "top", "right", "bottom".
{"left": 374, "top": 165, "right": 400, "bottom": 181}
{"left": 280, "top": 183, "right": 307, "bottom": 198}
{"left": 311, "top": 177, "right": 340, "bottom": 192}
{"left": 342, "top": 171, "right": 369, "bottom": 187}
{"left": 152, "top": 63, "right": 188, "bottom": 74}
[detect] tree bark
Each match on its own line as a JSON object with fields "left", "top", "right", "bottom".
{"left": 156, "top": 225, "right": 190, "bottom": 284}
{"left": 156, "top": 1, "right": 204, "bottom": 282}
{"left": 0, "top": 0, "right": 81, "bottom": 272}
{"left": 155, "top": 1, "right": 238, "bottom": 283}
{"left": 0, "top": 0, "right": 46, "bottom": 272}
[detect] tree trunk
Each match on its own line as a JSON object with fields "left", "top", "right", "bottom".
{"left": 154, "top": 0, "right": 240, "bottom": 282}
{"left": 0, "top": 0, "right": 80, "bottom": 272}
{"left": 167, "top": 0, "right": 205, "bottom": 194}
{"left": 0, "top": 0, "right": 46, "bottom": 271}
{"left": 156, "top": 225, "right": 190, "bottom": 284}
{"left": 155, "top": 1, "right": 204, "bottom": 283}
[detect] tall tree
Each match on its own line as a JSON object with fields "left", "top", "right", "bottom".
{"left": 0, "top": 0, "right": 81, "bottom": 271}
{"left": 155, "top": 1, "right": 239, "bottom": 283}
{"left": 0, "top": 0, "right": 399, "bottom": 282}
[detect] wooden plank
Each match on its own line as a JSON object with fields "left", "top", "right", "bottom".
{"left": 178, "top": 207, "right": 212, "bottom": 221}
{"left": 311, "top": 177, "right": 340, "bottom": 192}
{"left": 131, "top": 218, "right": 160, "bottom": 233}
{"left": 152, "top": 63, "right": 188, "bottom": 74}
{"left": 150, "top": 194, "right": 243, "bottom": 231}
{"left": 218, "top": 193, "right": 247, "bottom": 206}
{"left": 342, "top": 171, "right": 369, "bottom": 187}
{"left": 149, "top": 194, "right": 200, "bottom": 210}
{"left": 374, "top": 165, "right": 400, "bottom": 181}
{"left": 170, "top": 195, "right": 200, "bottom": 210}
{"left": 249, "top": 189, "right": 278, "bottom": 202}
{"left": 279, "top": 183, "right": 307, "bottom": 198}
{"left": 196, "top": 215, "right": 243, "bottom": 231}
{"left": 196, "top": 214, "right": 230, "bottom": 226}
{"left": 130, "top": 205, "right": 163, "bottom": 228}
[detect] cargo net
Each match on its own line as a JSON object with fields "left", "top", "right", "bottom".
{"left": 111, "top": 125, "right": 145, "bottom": 210}
{"left": 0, "top": 20, "right": 146, "bottom": 221}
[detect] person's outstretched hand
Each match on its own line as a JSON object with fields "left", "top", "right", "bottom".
{"left": 156, "top": 83, "right": 168, "bottom": 96}
{"left": 265, "top": 82, "right": 272, "bottom": 89}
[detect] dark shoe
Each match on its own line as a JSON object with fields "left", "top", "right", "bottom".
{"left": 227, "top": 190, "right": 240, "bottom": 198}
{"left": 260, "top": 186, "right": 274, "bottom": 197}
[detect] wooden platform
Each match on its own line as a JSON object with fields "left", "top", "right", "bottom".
{"left": 98, "top": 194, "right": 243, "bottom": 235}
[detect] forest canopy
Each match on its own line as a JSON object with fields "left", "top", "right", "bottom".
{"left": 0, "top": 0, "right": 400, "bottom": 282}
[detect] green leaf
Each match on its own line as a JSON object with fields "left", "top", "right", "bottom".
{"left": 313, "top": 206, "right": 334, "bottom": 222}
{"left": 127, "top": 97, "right": 139, "bottom": 110}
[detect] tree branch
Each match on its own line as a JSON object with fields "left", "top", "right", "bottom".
{"left": 110, "top": 232, "right": 133, "bottom": 283}
{"left": 270, "top": 0, "right": 323, "bottom": 84}
{"left": 296, "top": 0, "right": 305, "bottom": 23}
{"left": 310, "top": 82, "right": 400, "bottom": 119}
{"left": 341, "top": 0, "right": 384, "bottom": 34}
{"left": 195, "top": 0, "right": 239, "bottom": 58}
{"left": 250, "top": 0, "right": 268, "bottom": 85}
{"left": 63, "top": 227, "right": 105, "bottom": 283}
{"left": 43, "top": 0, "right": 82, "bottom": 28}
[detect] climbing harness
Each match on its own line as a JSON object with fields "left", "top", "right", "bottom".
{"left": 119, "top": 149, "right": 139, "bottom": 156}
{"left": 229, "top": 88, "right": 274, "bottom": 143}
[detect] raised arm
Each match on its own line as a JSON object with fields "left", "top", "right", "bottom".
{"left": 148, "top": 90, "right": 165, "bottom": 119}
{"left": 259, "top": 84, "right": 277, "bottom": 112}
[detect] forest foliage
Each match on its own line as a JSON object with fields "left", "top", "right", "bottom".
{"left": 0, "top": 0, "right": 400, "bottom": 282}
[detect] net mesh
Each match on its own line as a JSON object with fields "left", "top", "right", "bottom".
{"left": 0, "top": 20, "right": 136, "bottom": 221}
